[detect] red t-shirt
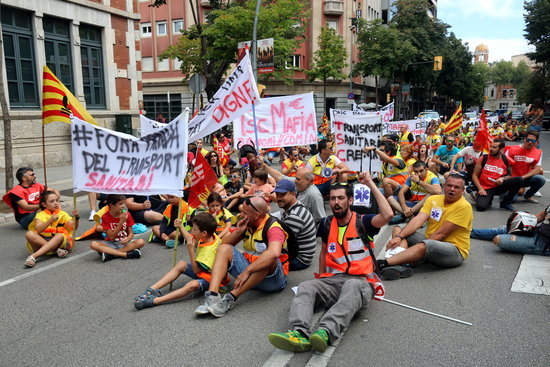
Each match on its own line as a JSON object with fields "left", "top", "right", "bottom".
{"left": 505, "top": 145, "right": 542, "bottom": 177}
{"left": 101, "top": 211, "right": 135, "bottom": 241}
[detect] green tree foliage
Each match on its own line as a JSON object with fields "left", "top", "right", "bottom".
{"left": 523, "top": 0, "right": 550, "bottom": 103}
{"left": 305, "top": 27, "right": 347, "bottom": 111}
{"left": 517, "top": 70, "right": 546, "bottom": 104}
{"left": 158, "top": 0, "right": 309, "bottom": 98}
{"left": 354, "top": 19, "right": 415, "bottom": 81}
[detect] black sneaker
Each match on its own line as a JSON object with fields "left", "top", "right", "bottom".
{"left": 381, "top": 265, "right": 413, "bottom": 280}
{"left": 499, "top": 203, "right": 516, "bottom": 211}
{"left": 101, "top": 253, "right": 115, "bottom": 262}
{"left": 126, "top": 249, "right": 142, "bottom": 259}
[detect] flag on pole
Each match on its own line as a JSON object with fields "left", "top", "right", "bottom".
{"left": 188, "top": 153, "right": 219, "bottom": 208}
{"left": 473, "top": 108, "right": 491, "bottom": 153}
{"left": 42, "top": 66, "right": 97, "bottom": 125}
{"left": 444, "top": 101, "right": 462, "bottom": 134}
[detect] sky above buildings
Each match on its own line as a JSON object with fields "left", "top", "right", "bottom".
{"left": 438, "top": 0, "right": 535, "bottom": 62}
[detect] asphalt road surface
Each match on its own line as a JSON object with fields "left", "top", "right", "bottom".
{"left": 1, "top": 133, "right": 549, "bottom": 367}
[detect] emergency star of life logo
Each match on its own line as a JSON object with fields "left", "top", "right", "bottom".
{"left": 355, "top": 186, "right": 370, "bottom": 202}
{"left": 328, "top": 242, "right": 337, "bottom": 253}
{"left": 431, "top": 210, "right": 440, "bottom": 219}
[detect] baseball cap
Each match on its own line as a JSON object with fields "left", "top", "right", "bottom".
{"left": 273, "top": 179, "right": 296, "bottom": 193}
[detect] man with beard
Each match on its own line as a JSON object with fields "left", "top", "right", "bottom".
{"left": 471, "top": 139, "right": 522, "bottom": 211}
{"left": 379, "top": 174, "right": 473, "bottom": 280}
{"left": 273, "top": 179, "right": 317, "bottom": 270}
{"left": 268, "top": 172, "right": 392, "bottom": 352}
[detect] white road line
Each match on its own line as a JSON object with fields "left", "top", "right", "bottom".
{"left": 0, "top": 250, "right": 95, "bottom": 288}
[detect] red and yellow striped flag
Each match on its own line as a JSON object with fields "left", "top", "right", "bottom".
{"left": 42, "top": 66, "right": 96, "bottom": 125}
{"left": 444, "top": 101, "right": 462, "bottom": 134}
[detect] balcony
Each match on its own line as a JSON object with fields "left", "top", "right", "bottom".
{"left": 201, "top": 0, "right": 212, "bottom": 7}
{"left": 324, "top": 1, "right": 344, "bottom": 16}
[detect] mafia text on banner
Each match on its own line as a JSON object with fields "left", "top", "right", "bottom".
{"left": 332, "top": 114, "right": 383, "bottom": 172}
{"left": 233, "top": 92, "right": 317, "bottom": 149}
{"left": 188, "top": 51, "right": 260, "bottom": 142}
{"left": 71, "top": 114, "right": 188, "bottom": 196}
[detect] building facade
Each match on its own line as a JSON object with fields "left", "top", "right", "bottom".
{"left": 139, "top": 0, "right": 390, "bottom": 124}
{"left": 0, "top": 0, "right": 142, "bottom": 171}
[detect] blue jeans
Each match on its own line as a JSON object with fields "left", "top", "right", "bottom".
{"left": 471, "top": 225, "right": 549, "bottom": 256}
{"left": 228, "top": 247, "right": 287, "bottom": 292}
{"left": 290, "top": 257, "right": 310, "bottom": 271}
{"left": 182, "top": 264, "right": 210, "bottom": 293}
{"left": 521, "top": 175, "right": 546, "bottom": 199}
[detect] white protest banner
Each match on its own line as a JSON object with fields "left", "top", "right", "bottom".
{"left": 188, "top": 51, "right": 260, "bottom": 142}
{"left": 332, "top": 113, "right": 383, "bottom": 172}
{"left": 71, "top": 113, "right": 188, "bottom": 196}
{"left": 140, "top": 112, "right": 185, "bottom": 137}
{"left": 330, "top": 102, "right": 393, "bottom": 131}
{"left": 353, "top": 184, "right": 371, "bottom": 207}
{"left": 383, "top": 119, "right": 426, "bottom": 137}
{"left": 233, "top": 92, "right": 317, "bottom": 149}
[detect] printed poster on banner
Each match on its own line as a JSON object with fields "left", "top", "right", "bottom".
{"left": 71, "top": 114, "right": 188, "bottom": 196}
{"left": 140, "top": 111, "right": 185, "bottom": 137}
{"left": 188, "top": 51, "right": 260, "bottom": 142}
{"left": 383, "top": 119, "right": 427, "bottom": 137}
{"left": 332, "top": 113, "right": 383, "bottom": 172}
{"left": 233, "top": 92, "right": 317, "bottom": 149}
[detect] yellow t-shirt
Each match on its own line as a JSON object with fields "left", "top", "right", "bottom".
{"left": 420, "top": 195, "right": 472, "bottom": 259}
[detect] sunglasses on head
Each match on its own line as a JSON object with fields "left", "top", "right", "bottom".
{"left": 245, "top": 197, "right": 260, "bottom": 212}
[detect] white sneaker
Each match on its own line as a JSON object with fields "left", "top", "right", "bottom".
{"left": 534, "top": 191, "right": 542, "bottom": 197}
{"left": 88, "top": 210, "right": 96, "bottom": 221}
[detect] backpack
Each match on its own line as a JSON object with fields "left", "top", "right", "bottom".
{"left": 321, "top": 214, "right": 379, "bottom": 274}
{"left": 506, "top": 211, "right": 537, "bottom": 237}
{"left": 262, "top": 214, "right": 298, "bottom": 260}
{"left": 480, "top": 153, "right": 509, "bottom": 170}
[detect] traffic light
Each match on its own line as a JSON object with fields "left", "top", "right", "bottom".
{"left": 433, "top": 56, "right": 443, "bottom": 71}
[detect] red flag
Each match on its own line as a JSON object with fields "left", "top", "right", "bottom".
{"left": 188, "top": 153, "right": 219, "bottom": 208}
{"left": 213, "top": 137, "right": 230, "bottom": 167}
{"left": 473, "top": 109, "right": 492, "bottom": 153}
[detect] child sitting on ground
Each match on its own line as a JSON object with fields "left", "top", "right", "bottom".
{"left": 90, "top": 194, "right": 145, "bottom": 262}
{"left": 245, "top": 169, "right": 276, "bottom": 203}
{"left": 24, "top": 191, "right": 79, "bottom": 268}
{"left": 150, "top": 194, "right": 189, "bottom": 248}
{"left": 133, "top": 212, "right": 225, "bottom": 309}
{"left": 205, "top": 192, "right": 235, "bottom": 239}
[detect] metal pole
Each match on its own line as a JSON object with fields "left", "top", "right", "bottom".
{"left": 382, "top": 298, "right": 472, "bottom": 326}
{"left": 251, "top": 0, "right": 261, "bottom": 80}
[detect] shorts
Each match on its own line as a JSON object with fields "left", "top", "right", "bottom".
{"left": 182, "top": 263, "right": 210, "bottom": 293}
{"left": 103, "top": 240, "right": 126, "bottom": 250}
{"left": 18, "top": 212, "right": 37, "bottom": 229}
{"left": 228, "top": 247, "right": 287, "bottom": 292}
{"left": 130, "top": 201, "right": 168, "bottom": 224}
{"left": 406, "top": 231, "right": 464, "bottom": 267}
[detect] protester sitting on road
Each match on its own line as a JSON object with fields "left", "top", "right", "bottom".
{"left": 263, "top": 164, "right": 327, "bottom": 226}
{"left": 203, "top": 192, "right": 235, "bottom": 239}
{"left": 449, "top": 141, "right": 483, "bottom": 185}
{"left": 90, "top": 194, "right": 145, "bottom": 262}
{"left": 273, "top": 179, "right": 317, "bottom": 271}
{"left": 489, "top": 122, "right": 505, "bottom": 139}
{"left": 245, "top": 169, "right": 276, "bottom": 203}
{"left": 306, "top": 139, "right": 349, "bottom": 196}
{"left": 224, "top": 168, "right": 244, "bottom": 211}
{"left": 242, "top": 151, "right": 276, "bottom": 190}
{"left": 205, "top": 151, "right": 229, "bottom": 183}
{"left": 471, "top": 205, "right": 550, "bottom": 256}
{"left": 471, "top": 139, "right": 522, "bottom": 211}
{"left": 150, "top": 195, "right": 189, "bottom": 248}
{"left": 505, "top": 130, "right": 545, "bottom": 203}
{"left": 134, "top": 212, "right": 224, "bottom": 309}
{"left": 364, "top": 141, "right": 408, "bottom": 197}
{"left": 2, "top": 167, "right": 60, "bottom": 229}
{"left": 24, "top": 191, "right": 79, "bottom": 268}
{"left": 281, "top": 148, "right": 305, "bottom": 177}
{"left": 425, "top": 126, "right": 442, "bottom": 157}
{"left": 429, "top": 136, "right": 463, "bottom": 176}
{"left": 195, "top": 196, "right": 288, "bottom": 318}
{"left": 125, "top": 194, "right": 168, "bottom": 225}
{"left": 268, "top": 173, "right": 392, "bottom": 353}
{"left": 387, "top": 161, "right": 442, "bottom": 220}
{"left": 415, "top": 143, "right": 431, "bottom": 165}
{"left": 378, "top": 174, "right": 473, "bottom": 280}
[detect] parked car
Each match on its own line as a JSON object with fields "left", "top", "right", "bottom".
{"left": 464, "top": 112, "right": 478, "bottom": 120}
{"left": 510, "top": 111, "right": 524, "bottom": 121}
{"left": 418, "top": 111, "right": 440, "bottom": 122}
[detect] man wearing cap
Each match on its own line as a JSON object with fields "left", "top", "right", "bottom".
{"left": 274, "top": 179, "right": 317, "bottom": 271}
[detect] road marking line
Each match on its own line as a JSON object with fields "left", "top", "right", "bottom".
{"left": 510, "top": 254, "right": 550, "bottom": 296}
{"left": 305, "top": 339, "right": 342, "bottom": 367}
{"left": 0, "top": 250, "right": 95, "bottom": 288}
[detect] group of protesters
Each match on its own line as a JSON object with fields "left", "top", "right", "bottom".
{"left": 2, "top": 106, "right": 548, "bottom": 353}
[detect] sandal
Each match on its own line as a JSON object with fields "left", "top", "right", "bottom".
{"left": 25, "top": 255, "right": 36, "bottom": 268}
{"left": 135, "top": 287, "right": 162, "bottom": 301}
{"left": 56, "top": 248, "right": 69, "bottom": 258}
{"left": 134, "top": 295, "right": 156, "bottom": 310}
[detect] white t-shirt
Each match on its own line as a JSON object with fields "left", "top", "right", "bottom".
{"left": 457, "top": 146, "right": 482, "bottom": 166}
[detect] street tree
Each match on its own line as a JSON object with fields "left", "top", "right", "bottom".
{"left": 305, "top": 27, "right": 347, "bottom": 112}
{"left": 523, "top": 0, "right": 550, "bottom": 103}
{"left": 158, "top": 0, "right": 309, "bottom": 98}
{"left": 354, "top": 19, "right": 415, "bottom": 105}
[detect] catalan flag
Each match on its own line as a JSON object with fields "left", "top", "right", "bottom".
{"left": 42, "top": 66, "right": 96, "bottom": 125}
{"left": 444, "top": 101, "right": 462, "bottom": 134}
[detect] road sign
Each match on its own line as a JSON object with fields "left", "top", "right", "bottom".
{"left": 348, "top": 93, "right": 355, "bottom": 99}
{"left": 189, "top": 73, "right": 206, "bottom": 94}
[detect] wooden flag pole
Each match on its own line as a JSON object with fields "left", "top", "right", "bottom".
{"left": 41, "top": 123, "right": 48, "bottom": 188}
{"left": 169, "top": 197, "right": 185, "bottom": 291}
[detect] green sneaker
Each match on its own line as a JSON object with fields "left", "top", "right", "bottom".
{"left": 268, "top": 330, "right": 311, "bottom": 352}
{"left": 310, "top": 329, "right": 329, "bottom": 352}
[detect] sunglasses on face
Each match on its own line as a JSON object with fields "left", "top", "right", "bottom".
{"left": 526, "top": 138, "right": 537, "bottom": 143}
{"left": 229, "top": 175, "right": 241, "bottom": 178}
{"left": 245, "top": 197, "right": 260, "bottom": 212}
